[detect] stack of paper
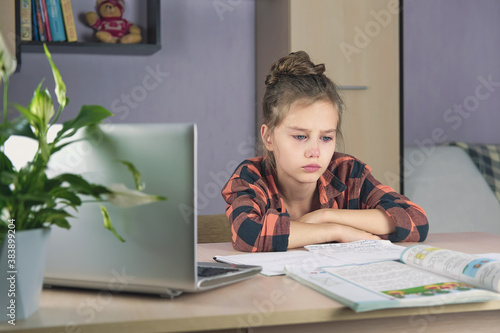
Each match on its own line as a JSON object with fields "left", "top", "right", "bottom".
{"left": 214, "top": 240, "right": 404, "bottom": 276}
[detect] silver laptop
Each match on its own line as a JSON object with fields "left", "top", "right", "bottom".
{"left": 5, "top": 123, "right": 260, "bottom": 298}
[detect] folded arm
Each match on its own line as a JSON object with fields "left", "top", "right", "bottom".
{"left": 288, "top": 219, "right": 381, "bottom": 249}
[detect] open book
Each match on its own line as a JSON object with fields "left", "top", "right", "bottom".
{"left": 285, "top": 245, "right": 500, "bottom": 312}
{"left": 214, "top": 240, "right": 405, "bottom": 276}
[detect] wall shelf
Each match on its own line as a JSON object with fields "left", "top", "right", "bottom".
{"left": 18, "top": 41, "right": 160, "bottom": 55}
{"left": 15, "top": 0, "right": 161, "bottom": 68}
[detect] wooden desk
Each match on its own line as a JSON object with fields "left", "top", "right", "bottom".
{"left": 2, "top": 232, "right": 500, "bottom": 333}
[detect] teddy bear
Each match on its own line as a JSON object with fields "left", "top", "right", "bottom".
{"left": 85, "top": 0, "right": 142, "bottom": 44}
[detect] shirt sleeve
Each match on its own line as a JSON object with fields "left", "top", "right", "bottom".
{"left": 221, "top": 161, "right": 290, "bottom": 252}
{"left": 357, "top": 164, "right": 429, "bottom": 242}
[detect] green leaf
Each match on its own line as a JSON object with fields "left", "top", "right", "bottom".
{"left": 99, "top": 204, "right": 125, "bottom": 242}
{"left": 0, "top": 151, "right": 13, "bottom": 173}
{"left": 44, "top": 178, "right": 64, "bottom": 192}
{"left": 51, "top": 188, "right": 82, "bottom": 206}
{"left": 15, "top": 193, "right": 53, "bottom": 205}
{"left": 43, "top": 44, "right": 67, "bottom": 109}
{"left": 37, "top": 208, "right": 73, "bottom": 223}
{"left": 50, "top": 140, "right": 78, "bottom": 155}
{"left": 0, "top": 162, "right": 13, "bottom": 197}
{"left": 13, "top": 103, "right": 40, "bottom": 128}
{"left": 0, "top": 194, "right": 13, "bottom": 205}
{"left": 0, "top": 118, "right": 36, "bottom": 145}
{"left": 29, "top": 86, "right": 54, "bottom": 130}
{"left": 54, "top": 173, "right": 92, "bottom": 193}
{"left": 58, "top": 105, "right": 113, "bottom": 140}
{"left": 55, "top": 173, "right": 111, "bottom": 197}
{"left": 0, "top": 33, "right": 17, "bottom": 77}
{"left": 52, "top": 218, "right": 71, "bottom": 229}
{"left": 0, "top": 170, "right": 15, "bottom": 200}
{"left": 118, "top": 160, "right": 143, "bottom": 191}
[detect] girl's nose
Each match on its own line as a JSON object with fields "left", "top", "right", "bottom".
{"left": 305, "top": 144, "right": 320, "bottom": 158}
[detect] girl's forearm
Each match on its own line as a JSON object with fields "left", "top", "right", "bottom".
{"left": 288, "top": 221, "right": 335, "bottom": 249}
{"left": 315, "top": 208, "right": 396, "bottom": 235}
{"left": 287, "top": 220, "right": 380, "bottom": 249}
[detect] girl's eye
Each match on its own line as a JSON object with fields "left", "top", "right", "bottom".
{"left": 293, "top": 135, "right": 307, "bottom": 140}
{"left": 321, "top": 136, "right": 333, "bottom": 142}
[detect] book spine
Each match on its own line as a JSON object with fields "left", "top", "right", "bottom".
{"left": 40, "top": 0, "right": 52, "bottom": 42}
{"left": 46, "top": 0, "right": 66, "bottom": 41}
{"left": 34, "top": 0, "right": 46, "bottom": 41}
{"left": 20, "top": 0, "right": 33, "bottom": 41}
{"left": 31, "top": 0, "right": 39, "bottom": 41}
{"left": 59, "top": 0, "right": 77, "bottom": 42}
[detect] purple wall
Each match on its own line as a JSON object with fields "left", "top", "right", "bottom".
{"left": 404, "top": 0, "right": 500, "bottom": 146}
{"left": 5, "top": 0, "right": 256, "bottom": 215}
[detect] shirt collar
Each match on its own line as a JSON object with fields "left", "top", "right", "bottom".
{"left": 317, "top": 165, "right": 347, "bottom": 208}
{"left": 261, "top": 156, "right": 347, "bottom": 209}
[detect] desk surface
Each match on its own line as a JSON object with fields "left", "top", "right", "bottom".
{"left": 2, "top": 232, "right": 500, "bottom": 333}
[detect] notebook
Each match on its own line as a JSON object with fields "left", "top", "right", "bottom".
{"left": 5, "top": 123, "right": 261, "bottom": 297}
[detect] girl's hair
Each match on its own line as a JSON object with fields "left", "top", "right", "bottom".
{"left": 262, "top": 50, "right": 345, "bottom": 169}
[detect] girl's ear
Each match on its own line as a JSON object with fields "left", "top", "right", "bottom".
{"left": 260, "top": 124, "right": 274, "bottom": 151}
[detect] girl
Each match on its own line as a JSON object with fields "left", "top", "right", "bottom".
{"left": 222, "top": 51, "right": 428, "bottom": 252}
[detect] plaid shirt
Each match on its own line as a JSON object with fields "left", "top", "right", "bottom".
{"left": 222, "top": 153, "right": 429, "bottom": 252}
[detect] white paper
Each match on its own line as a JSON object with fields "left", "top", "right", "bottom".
{"left": 305, "top": 240, "right": 405, "bottom": 264}
{"left": 323, "top": 261, "right": 453, "bottom": 292}
{"left": 285, "top": 263, "right": 392, "bottom": 311}
{"left": 479, "top": 253, "right": 500, "bottom": 260}
{"left": 214, "top": 250, "right": 347, "bottom": 276}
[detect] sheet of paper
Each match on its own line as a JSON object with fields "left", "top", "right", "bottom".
{"left": 214, "top": 250, "right": 347, "bottom": 276}
{"left": 305, "top": 240, "right": 405, "bottom": 264}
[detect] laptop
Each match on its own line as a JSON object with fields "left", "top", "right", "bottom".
{"left": 5, "top": 123, "right": 261, "bottom": 298}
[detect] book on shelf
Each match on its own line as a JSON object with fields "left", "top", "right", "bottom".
{"left": 23, "top": 0, "right": 77, "bottom": 43}
{"left": 59, "top": 0, "right": 77, "bottom": 42}
{"left": 33, "top": 0, "right": 46, "bottom": 41}
{"left": 285, "top": 244, "right": 500, "bottom": 312}
{"left": 20, "top": 0, "right": 32, "bottom": 41}
{"left": 31, "top": 0, "right": 39, "bottom": 41}
{"left": 40, "top": 0, "right": 52, "bottom": 41}
{"left": 46, "top": 0, "right": 66, "bottom": 41}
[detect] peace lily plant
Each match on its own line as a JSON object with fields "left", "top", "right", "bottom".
{"left": 0, "top": 33, "right": 166, "bottom": 243}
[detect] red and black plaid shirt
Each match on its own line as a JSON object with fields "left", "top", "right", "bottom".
{"left": 222, "top": 153, "right": 428, "bottom": 252}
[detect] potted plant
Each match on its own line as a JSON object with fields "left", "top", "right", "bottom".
{"left": 0, "top": 32, "right": 166, "bottom": 322}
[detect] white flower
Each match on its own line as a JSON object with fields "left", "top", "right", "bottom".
{"left": 0, "top": 30, "right": 17, "bottom": 79}
{"left": 106, "top": 183, "right": 166, "bottom": 208}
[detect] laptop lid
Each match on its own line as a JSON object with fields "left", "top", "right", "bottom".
{"left": 6, "top": 123, "right": 199, "bottom": 295}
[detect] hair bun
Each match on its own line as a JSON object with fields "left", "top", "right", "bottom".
{"left": 265, "top": 51, "right": 325, "bottom": 85}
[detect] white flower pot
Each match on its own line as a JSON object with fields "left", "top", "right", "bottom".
{"left": 0, "top": 228, "right": 51, "bottom": 322}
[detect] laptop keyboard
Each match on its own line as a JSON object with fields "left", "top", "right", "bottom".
{"left": 197, "top": 266, "right": 239, "bottom": 278}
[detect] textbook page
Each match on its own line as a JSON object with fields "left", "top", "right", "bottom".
{"left": 285, "top": 260, "right": 500, "bottom": 312}
{"left": 214, "top": 251, "right": 347, "bottom": 276}
{"left": 305, "top": 240, "right": 405, "bottom": 264}
{"left": 401, "top": 245, "right": 500, "bottom": 292}
{"left": 285, "top": 262, "right": 394, "bottom": 312}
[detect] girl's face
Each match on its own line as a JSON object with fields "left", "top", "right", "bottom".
{"left": 262, "top": 100, "right": 338, "bottom": 187}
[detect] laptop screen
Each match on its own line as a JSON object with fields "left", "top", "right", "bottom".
{"left": 6, "top": 123, "right": 199, "bottom": 294}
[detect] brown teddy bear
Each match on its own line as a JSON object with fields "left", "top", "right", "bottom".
{"left": 85, "top": 0, "right": 142, "bottom": 44}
